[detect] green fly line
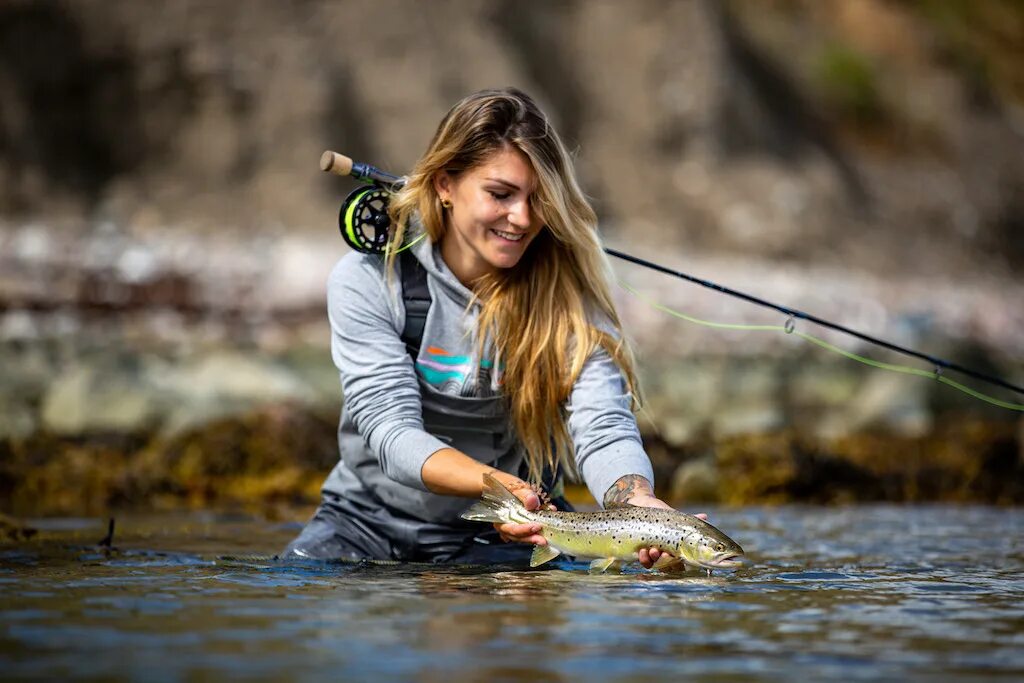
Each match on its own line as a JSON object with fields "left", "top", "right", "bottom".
{"left": 322, "top": 152, "right": 1024, "bottom": 411}
{"left": 383, "top": 231, "right": 426, "bottom": 256}
{"left": 617, "top": 281, "right": 1024, "bottom": 412}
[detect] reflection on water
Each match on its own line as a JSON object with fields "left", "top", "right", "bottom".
{"left": 1, "top": 506, "right": 1022, "bottom": 682}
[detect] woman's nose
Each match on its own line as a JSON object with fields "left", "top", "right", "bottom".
{"left": 508, "top": 198, "right": 531, "bottom": 228}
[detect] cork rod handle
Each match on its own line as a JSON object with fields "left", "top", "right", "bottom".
{"left": 320, "top": 150, "right": 353, "bottom": 176}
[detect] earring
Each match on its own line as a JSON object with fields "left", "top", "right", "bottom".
{"left": 441, "top": 198, "right": 452, "bottom": 209}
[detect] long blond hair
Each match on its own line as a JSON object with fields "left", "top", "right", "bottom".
{"left": 386, "top": 88, "right": 639, "bottom": 484}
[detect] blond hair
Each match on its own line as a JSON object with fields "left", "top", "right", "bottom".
{"left": 387, "top": 88, "right": 639, "bottom": 485}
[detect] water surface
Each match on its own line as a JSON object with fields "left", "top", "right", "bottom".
{"left": 2, "top": 506, "right": 1021, "bottom": 681}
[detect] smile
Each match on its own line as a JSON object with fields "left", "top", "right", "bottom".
{"left": 491, "top": 229, "right": 525, "bottom": 242}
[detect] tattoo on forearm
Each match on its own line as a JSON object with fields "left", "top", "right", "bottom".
{"left": 603, "top": 474, "right": 654, "bottom": 509}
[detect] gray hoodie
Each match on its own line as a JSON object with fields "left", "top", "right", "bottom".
{"left": 319, "top": 233, "right": 654, "bottom": 538}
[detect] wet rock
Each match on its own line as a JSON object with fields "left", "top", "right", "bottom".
{"left": 818, "top": 371, "right": 931, "bottom": 439}
{"left": 41, "top": 361, "right": 160, "bottom": 435}
{"left": 153, "top": 351, "right": 318, "bottom": 436}
{"left": 0, "top": 398, "right": 36, "bottom": 441}
{"left": 32, "top": 347, "right": 327, "bottom": 439}
{"left": 711, "top": 362, "right": 785, "bottom": 438}
{"left": 712, "top": 405, "right": 785, "bottom": 439}
{"left": 640, "top": 361, "right": 722, "bottom": 446}
{"left": 669, "top": 455, "right": 721, "bottom": 505}
{"left": 0, "top": 513, "right": 37, "bottom": 541}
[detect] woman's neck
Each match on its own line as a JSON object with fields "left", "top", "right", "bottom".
{"left": 440, "top": 235, "right": 494, "bottom": 290}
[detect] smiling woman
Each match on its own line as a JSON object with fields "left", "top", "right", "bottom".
{"left": 436, "top": 146, "right": 542, "bottom": 281}
{"left": 283, "top": 88, "right": 686, "bottom": 567}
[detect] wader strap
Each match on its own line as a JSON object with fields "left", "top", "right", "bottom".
{"left": 400, "top": 249, "right": 431, "bottom": 356}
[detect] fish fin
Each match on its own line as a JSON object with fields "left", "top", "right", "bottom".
{"left": 530, "top": 544, "right": 561, "bottom": 567}
{"left": 460, "top": 502, "right": 504, "bottom": 523}
{"left": 588, "top": 557, "right": 618, "bottom": 573}
{"left": 652, "top": 553, "right": 682, "bottom": 571}
{"left": 460, "top": 473, "right": 525, "bottom": 523}
{"left": 480, "top": 473, "right": 522, "bottom": 508}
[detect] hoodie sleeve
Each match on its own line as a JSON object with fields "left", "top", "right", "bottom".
{"left": 566, "top": 346, "right": 655, "bottom": 508}
{"left": 327, "top": 253, "right": 447, "bottom": 491}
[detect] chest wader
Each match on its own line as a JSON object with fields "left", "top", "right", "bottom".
{"left": 287, "top": 251, "right": 571, "bottom": 563}
{"left": 399, "top": 250, "right": 568, "bottom": 496}
{"left": 397, "top": 248, "right": 569, "bottom": 493}
{"left": 394, "top": 251, "right": 571, "bottom": 561}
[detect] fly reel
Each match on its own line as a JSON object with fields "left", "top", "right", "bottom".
{"left": 339, "top": 185, "right": 393, "bottom": 254}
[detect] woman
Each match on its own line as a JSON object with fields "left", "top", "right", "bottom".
{"left": 284, "top": 87, "right": 680, "bottom": 567}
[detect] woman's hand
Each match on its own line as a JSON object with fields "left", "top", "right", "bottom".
{"left": 420, "top": 452, "right": 553, "bottom": 546}
{"left": 494, "top": 479, "right": 553, "bottom": 546}
{"left": 625, "top": 495, "right": 709, "bottom": 568}
{"left": 604, "top": 474, "right": 708, "bottom": 569}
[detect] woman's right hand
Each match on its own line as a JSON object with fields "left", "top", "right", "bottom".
{"left": 494, "top": 481, "right": 550, "bottom": 546}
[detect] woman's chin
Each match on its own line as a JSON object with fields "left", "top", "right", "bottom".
{"left": 485, "top": 251, "right": 527, "bottom": 271}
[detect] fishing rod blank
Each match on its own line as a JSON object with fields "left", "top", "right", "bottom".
{"left": 320, "top": 150, "right": 1024, "bottom": 402}
{"left": 604, "top": 248, "right": 1024, "bottom": 399}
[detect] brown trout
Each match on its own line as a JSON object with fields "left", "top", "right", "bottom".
{"left": 462, "top": 474, "right": 746, "bottom": 574}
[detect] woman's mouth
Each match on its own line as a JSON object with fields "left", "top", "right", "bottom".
{"left": 491, "top": 228, "right": 525, "bottom": 242}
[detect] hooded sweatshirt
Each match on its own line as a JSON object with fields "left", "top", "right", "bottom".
{"left": 319, "top": 233, "right": 655, "bottom": 541}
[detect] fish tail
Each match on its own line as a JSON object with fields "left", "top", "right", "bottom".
{"left": 460, "top": 473, "right": 524, "bottom": 523}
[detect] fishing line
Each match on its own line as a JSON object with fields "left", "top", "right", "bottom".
{"left": 384, "top": 231, "right": 426, "bottom": 256}
{"left": 319, "top": 150, "right": 1024, "bottom": 411}
{"left": 617, "top": 281, "right": 1024, "bottom": 411}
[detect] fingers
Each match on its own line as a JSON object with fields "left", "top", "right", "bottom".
{"left": 639, "top": 546, "right": 675, "bottom": 569}
{"left": 493, "top": 521, "right": 546, "bottom": 546}
{"left": 509, "top": 485, "right": 541, "bottom": 511}
{"left": 623, "top": 494, "right": 674, "bottom": 511}
{"left": 638, "top": 546, "right": 664, "bottom": 568}
{"left": 506, "top": 480, "right": 557, "bottom": 511}
{"left": 695, "top": 513, "right": 708, "bottom": 520}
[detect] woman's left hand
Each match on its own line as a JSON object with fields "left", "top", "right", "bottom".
{"left": 626, "top": 494, "right": 709, "bottom": 569}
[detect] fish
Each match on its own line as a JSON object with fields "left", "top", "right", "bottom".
{"left": 461, "top": 474, "right": 746, "bottom": 574}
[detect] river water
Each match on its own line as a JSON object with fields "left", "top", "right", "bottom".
{"left": 1, "top": 505, "right": 1021, "bottom": 682}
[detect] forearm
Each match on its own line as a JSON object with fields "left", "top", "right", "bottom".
{"left": 602, "top": 473, "right": 656, "bottom": 508}
{"left": 420, "top": 447, "right": 528, "bottom": 498}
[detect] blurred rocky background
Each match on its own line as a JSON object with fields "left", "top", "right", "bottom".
{"left": 1, "top": 0, "right": 1023, "bottom": 518}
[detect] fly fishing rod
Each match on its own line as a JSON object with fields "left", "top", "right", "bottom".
{"left": 320, "top": 150, "right": 1024, "bottom": 404}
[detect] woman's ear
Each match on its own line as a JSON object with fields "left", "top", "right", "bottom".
{"left": 433, "top": 171, "right": 451, "bottom": 203}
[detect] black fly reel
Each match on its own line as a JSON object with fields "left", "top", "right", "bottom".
{"left": 339, "top": 185, "right": 393, "bottom": 254}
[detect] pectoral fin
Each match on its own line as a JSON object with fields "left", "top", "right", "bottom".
{"left": 652, "top": 553, "right": 682, "bottom": 571}
{"left": 530, "top": 544, "right": 562, "bottom": 567}
{"left": 588, "top": 557, "right": 619, "bottom": 573}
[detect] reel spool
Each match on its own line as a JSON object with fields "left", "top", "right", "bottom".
{"left": 339, "top": 185, "right": 393, "bottom": 254}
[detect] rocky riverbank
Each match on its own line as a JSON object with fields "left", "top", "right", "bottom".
{"left": 1, "top": 315, "right": 1020, "bottom": 517}
{"left": 2, "top": 0, "right": 1023, "bottom": 516}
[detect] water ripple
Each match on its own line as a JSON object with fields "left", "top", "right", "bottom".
{"left": 1, "top": 505, "right": 1022, "bottom": 682}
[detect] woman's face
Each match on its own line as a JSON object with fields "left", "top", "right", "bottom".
{"left": 435, "top": 145, "right": 543, "bottom": 287}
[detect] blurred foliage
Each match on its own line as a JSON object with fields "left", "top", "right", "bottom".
{"left": 0, "top": 404, "right": 336, "bottom": 517}
{"left": 705, "top": 419, "right": 1023, "bottom": 505}
{"left": 814, "top": 43, "right": 884, "bottom": 125}
{"left": 910, "top": 0, "right": 1024, "bottom": 106}
{"left": 2, "top": 409, "right": 1021, "bottom": 515}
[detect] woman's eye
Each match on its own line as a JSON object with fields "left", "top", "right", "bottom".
{"left": 489, "top": 191, "right": 510, "bottom": 201}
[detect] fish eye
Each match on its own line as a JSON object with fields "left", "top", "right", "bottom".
{"left": 715, "top": 543, "right": 724, "bottom": 552}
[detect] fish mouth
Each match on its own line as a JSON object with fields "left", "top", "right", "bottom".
{"left": 706, "top": 553, "right": 746, "bottom": 569}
